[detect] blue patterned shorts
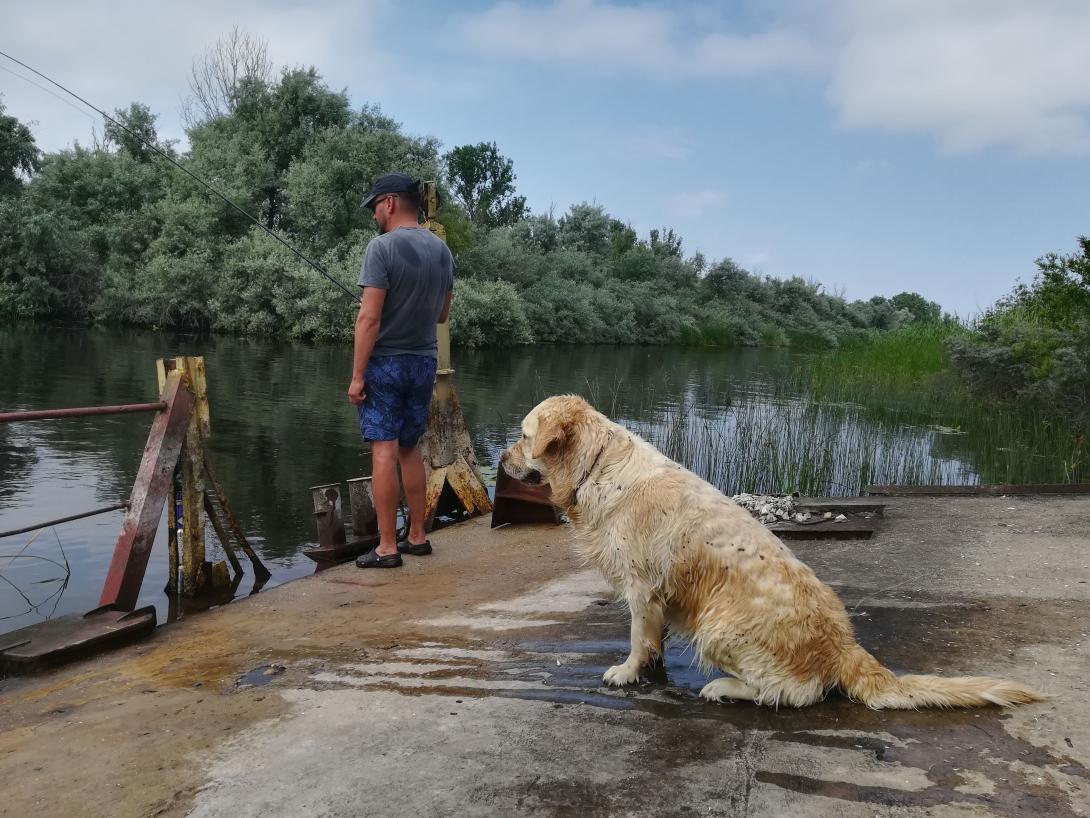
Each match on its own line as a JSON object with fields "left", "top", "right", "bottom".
{"left": 357, "top": 354, "right": 437, "bottom": 447}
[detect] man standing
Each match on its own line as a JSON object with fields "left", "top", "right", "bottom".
{"left": 348, "top": 173, "right": 453, "bottom": 568}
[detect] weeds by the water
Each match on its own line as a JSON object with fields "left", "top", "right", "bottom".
{"left": 812, "top": 322, "right": 966, "bottom": 387}
{"left": 628, "top": 391, "right": 969, "bottom": 497}
{"left": 581, "top": 326, "right": 1086, "bottom": 496}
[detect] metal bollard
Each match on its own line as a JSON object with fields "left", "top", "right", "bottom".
{"left": 346, "top": 477, "right": 378, "bottom": 538}
{"left": 310, "top": 483, "right": 347, "bottom": 547}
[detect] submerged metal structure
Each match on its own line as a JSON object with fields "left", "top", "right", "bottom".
{"left": 0, "top": 356, "right": 268, "bottom": 673}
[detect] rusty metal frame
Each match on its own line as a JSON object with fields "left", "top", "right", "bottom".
{"left": 202, "top": 450, "right": 271, "bottom": 583}
{"left": 98, "top": 372, "right": 194, "bottom": 609}
{"left": 0, "top": 402, "right": 167, "bottom": 423}
{"left": 0, "top": 502, "right": 129, "bottom": 539}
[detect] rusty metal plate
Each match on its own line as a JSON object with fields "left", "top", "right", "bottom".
{"left": 767, "top": 520, "right": 875, "bottom": 540}
{"left": 491, "top": 469, "right": 561, "bottom": 528}
{"left": 0, "top": 604, "right": 157, "bottom": 676}
{"left": 303, "top": 535, "right": 382, "bottom": 566}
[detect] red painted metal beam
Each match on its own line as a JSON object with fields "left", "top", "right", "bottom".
{"left": 0, "top": 502, "right": 129, "bottom": 539}
{"left": 0, "top": 402, "right": 167, "bottom": 423}
{"left": 99, "top": 375, "right": 193, "bottom": 610}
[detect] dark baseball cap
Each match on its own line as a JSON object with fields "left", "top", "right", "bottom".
{"left": 360, "top": 172, "right": 419, "bottom": 210}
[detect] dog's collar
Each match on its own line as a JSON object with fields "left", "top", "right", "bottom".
{"left": 574, "top": 432, "right": 614, "bottom": 501}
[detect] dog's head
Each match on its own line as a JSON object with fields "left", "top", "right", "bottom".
{"left": 500, "top": 395, "right": 596, "bottom": 488}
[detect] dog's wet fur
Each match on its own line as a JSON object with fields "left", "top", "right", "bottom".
{"left": 501, "top": 395, "right": 1043, "bottom": 709}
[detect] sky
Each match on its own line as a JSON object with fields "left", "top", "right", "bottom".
{"left": 3, "top": 0, "right": 1090, "bottom": 315}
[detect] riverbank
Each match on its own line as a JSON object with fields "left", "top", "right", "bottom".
{"left": 2, "top": 495, "right": 1087, "bottom": 817}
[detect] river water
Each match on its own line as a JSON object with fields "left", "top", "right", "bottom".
{"left": 0, "top": 325, "right": 1065, "bottom": 636}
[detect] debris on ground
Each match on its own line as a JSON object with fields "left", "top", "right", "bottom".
{"left": 730, "top": 493, "right": 812, "bottom": 525}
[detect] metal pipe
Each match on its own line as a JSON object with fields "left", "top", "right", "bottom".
{"left": 0, "top": 402, "right": 167, "bottom": 423}
{"left": 0, "top": 503, "right": 129, "bottom": 538}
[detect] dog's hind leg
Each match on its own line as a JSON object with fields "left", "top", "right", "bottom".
{"left": 699, "top": 677, "right": 759, "bottom": 703}
{"left": 604, "top": 587, "right": 664, "bottom": 687}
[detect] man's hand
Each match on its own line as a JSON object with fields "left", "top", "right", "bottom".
{"left": 348, "top": 376, "right": 366, "bottom": 405}
{"left": 350, "top": 287, "right": 385, "bottom": 407}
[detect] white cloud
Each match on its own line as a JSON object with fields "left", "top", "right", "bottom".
{"left": 0, "top": 0, "right": 404, "bottom": 151}
{"left": 458, "top": 0, "right": 818, "bottom": 77}
{"left": 459, "top": 0, "right": 1090, "bottom": 155}
{"left": 8, "top": 1, "right": 1090, "bottom": 157}
{"left": 826, "top": 0, "right": 1090, "bottom": 154}
{"left": 664, "top": 190, "right": 727, "bottom": 219}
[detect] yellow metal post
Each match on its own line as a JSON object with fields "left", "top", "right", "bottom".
{"left": 417, "top": 181, "right": 493, "bottom": 528}
{"left": 157, "top": 356, "right": 230, "bottom": 596}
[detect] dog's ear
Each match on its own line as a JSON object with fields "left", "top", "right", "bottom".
{"left": 531, "top": 413, "right": 568, "bottom": 460}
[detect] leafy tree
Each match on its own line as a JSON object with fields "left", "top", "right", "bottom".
{"left": 443, "top": 141, "right": 527, "bottom": 228}
{"left": 510, "top": 211, "right": 560, "bottom": 254}
{"left": 702, "top": 258, "right": 751, "bottom": 299}
{"left": 187, "top": 68, "right": 351, "bottom": 232}
{"left": 103, "top": 103, "right": 171, "bottom": 163}
{"left": 285, "top": 107, "right": 440, "bottom": 251}
{"left": 0, "top": 198, "right": 95, "bottom": 318}
{"left": 608, "top": 219, "right": 638, "bottom": 256}
{"left": 558, "top": 203, "right": 610, "bottom": 255}
{"left": 0, "top": 100, "right": 40, "bottom": 196}
{"left": 649, "top": 227, "right": 682, "bottom": 258}
{"left": 891, "top": 291, "right": 942, "bottom": 324}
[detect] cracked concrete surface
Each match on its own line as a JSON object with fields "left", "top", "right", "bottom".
{"left": 1, "top": 495, "right": 1088, "bottom": 817}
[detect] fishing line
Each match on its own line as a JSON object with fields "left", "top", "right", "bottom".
{"left": 0, "top": 48, "right": 361, "bottom": 303}
{"left": 0, "top": 63, "right": 99, "bottom": 123}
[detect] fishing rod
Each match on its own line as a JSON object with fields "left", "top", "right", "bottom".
{"left": 0, "top": 49, "right": 361, "bottom": 303}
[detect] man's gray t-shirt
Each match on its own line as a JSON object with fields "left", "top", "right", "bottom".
{"left": 358, "top": 227, "right": 454, "bottom": 358}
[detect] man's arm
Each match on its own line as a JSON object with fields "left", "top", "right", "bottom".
{"left": 438, "top": 289, "right": 453, "bottom": 324}
{"left": 348, "top": 287, "right": 387, "bottom": 405}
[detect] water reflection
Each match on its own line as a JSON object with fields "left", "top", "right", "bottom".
{"left": 0, "top": 326, "right": 1069, "bottom": 635}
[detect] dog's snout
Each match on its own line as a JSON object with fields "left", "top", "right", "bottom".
{"left": 499, "top": 449, "right": 509, "bottom": 463}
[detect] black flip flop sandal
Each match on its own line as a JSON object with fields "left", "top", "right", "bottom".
{"left": 397, "top": 539, "right": 432, "bottom": 556}
{"left": 356, "top": 549, "right": 403, "bottom": 568}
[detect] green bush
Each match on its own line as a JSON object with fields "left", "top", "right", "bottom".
{"left": 449, "top": 278, "right": 532, "bottom": 347}
{"left": 949, "top": 237, "right": 1090, "bottom": 428}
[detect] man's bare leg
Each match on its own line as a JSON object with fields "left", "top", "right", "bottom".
{"left": 398, "top": 444, "right": 428, "bottom": 545}
{"left": 371, "top": 440, "right": 400, "bottom": 557}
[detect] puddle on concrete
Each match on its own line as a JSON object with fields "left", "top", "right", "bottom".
{"left": 305, "top": 626, "right": 1087, "bottom": 818}
{"left": 293, "top": 571, "right": 1090, "bottom": 818}
{"left": 236, "top": 664, "right": 286, "bottom": 688}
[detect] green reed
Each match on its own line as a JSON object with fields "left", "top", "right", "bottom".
{"left": 593, "top": 329, "right": 1086, "bottom": 496}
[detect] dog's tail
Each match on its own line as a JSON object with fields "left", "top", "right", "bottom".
{"left": 837, "top": 644, "right": 1043, "bottom": 709}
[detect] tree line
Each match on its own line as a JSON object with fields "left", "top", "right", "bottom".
{"left": 0, "top": 32, "right": 955, "bottom": 350}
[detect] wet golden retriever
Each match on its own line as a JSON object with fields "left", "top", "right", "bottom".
{"left": 500, "top": 395, "right": 1042, "bottom": 709}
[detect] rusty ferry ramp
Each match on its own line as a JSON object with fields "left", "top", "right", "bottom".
{"left": 1, "top": 495, "right": 1088, "bottom": 817}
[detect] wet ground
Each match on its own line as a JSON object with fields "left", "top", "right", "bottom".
{"left": 1, "top": 495, "right": 1088, "bottom": 817}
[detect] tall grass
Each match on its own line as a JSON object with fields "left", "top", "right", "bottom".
{"left": 629, "top": 396, "right": 966, "bottom": 496}
{"left": 810, "top": 322, "right": 967, "bottom": 390}
{"left": 582, "top": 323, "right": 1086, "bottom": 496}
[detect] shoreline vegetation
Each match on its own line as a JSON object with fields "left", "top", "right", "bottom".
{"left": 0, "top": 48, "right": 941, "bottom": 349}
{"left": 1, "top": 34, "right": 1086, "bottom": 481}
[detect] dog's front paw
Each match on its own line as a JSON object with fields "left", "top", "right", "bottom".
{"left": 699, "top": 678, "right": 757, "bottom": 703}
{"left": 603, "top": 661, "right": 641, "bottom": 687}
